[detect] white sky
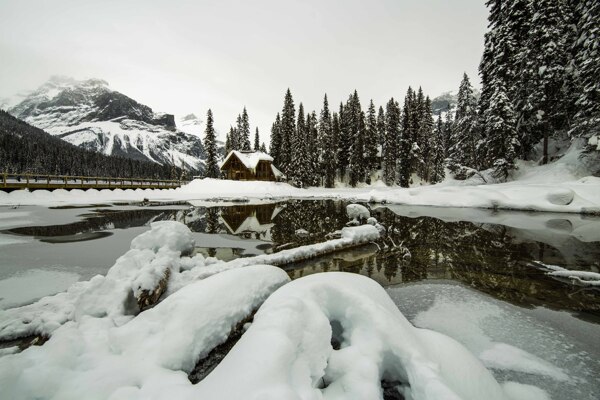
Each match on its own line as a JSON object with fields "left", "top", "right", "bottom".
{"left": 0, "top": 0, "right": 488, "bottom": 142}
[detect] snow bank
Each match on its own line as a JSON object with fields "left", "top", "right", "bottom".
{"left": 0, "top": 265, "right": 289, "bottom": 400}
{"left": 0, "top": 222, "right": 380, "bottom": 340}
{"left": 3, "top": 175, "right": 599, "bottom": 215}
{"left": 0, "top": 221, "right": 195, "bottom": 339}
{"left": 197, "top": 273, "right": 520, "bottom": 400}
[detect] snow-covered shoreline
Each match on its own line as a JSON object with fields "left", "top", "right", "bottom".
{"left": 1, "top": 175, "right": 599, "bottom": 215}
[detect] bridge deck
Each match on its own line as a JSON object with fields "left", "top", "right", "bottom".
{"left": 1, "top": 174, "right": 185, "bottom": 192}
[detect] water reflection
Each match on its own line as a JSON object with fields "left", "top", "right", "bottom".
{"left": 3, "top": 200, "right": 599, "bottom": 315}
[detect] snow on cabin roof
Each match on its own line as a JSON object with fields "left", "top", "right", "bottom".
{"left": 221, "top": 150, "right": 274, "bottom": 171}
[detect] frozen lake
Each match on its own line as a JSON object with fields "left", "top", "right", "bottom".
{"left": 0, "top": 200, "right": 599, "bottom": 398}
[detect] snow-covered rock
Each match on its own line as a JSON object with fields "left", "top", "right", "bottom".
{"left": 346, "top": 203, "right": 370, "bottom": 221}
{"left": 546, "top": 188, "right": 574, "bottom": 205}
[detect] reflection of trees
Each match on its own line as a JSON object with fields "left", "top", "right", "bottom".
{"left": 270, "top": 200, "right": 348, "bottom": 249}
{"left": 376, "top": 208, "right": 600, "bottom": 313}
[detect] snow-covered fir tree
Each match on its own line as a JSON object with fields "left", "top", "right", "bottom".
{"left": 337, "top": 102, "right": 351, "bottom": 181}
{"left": 364, "top": 100, "right": 379, "bottom": 182}
{"left": 482, "top": 78, "right": 518, "bottom": 179}
{"left": 430, "top": 115, "right": 446, "bottom": 184}
{"left": 270, "top": 113, "right": 282, "bottom": 164}
{"left": 347, "top": 91, "right": 366, "bottom": 187}
{"left": 241, "top": 107, "right": 251, "bottom": 150}
{"left": 398, "top": 88, "right": 414, "bottom": 187}
{"left": 254, "top": 127, "right": 260, "bottom": 151}
{"left": 448, "top": 73, "right": 479, "bottom": 177}
{"left": 307, "top": 110, "right": 320, "bottom": 186}
{"left": 202, "top": 109, "right": 220, "bottom": 178}
{"left": 280, "top": 89, "right": 296, "bottom": 175}
{"left": 290, "top": 103, "right": 309, "bottom": 187}
{"left": 417, "top": 96, "right": 435, "bottom": 181}
{"left": 318, "top": 94, "right": 336, "bottom": 188}
{"left": 383, "top": 98, "right": 400, "bottom": 186}
{"left": 570, "top": 0, "right": 600, "bottom": 144}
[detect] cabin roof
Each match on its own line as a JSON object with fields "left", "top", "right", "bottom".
{"left": 221, "top": 150, "right": 274, "bottom": 171}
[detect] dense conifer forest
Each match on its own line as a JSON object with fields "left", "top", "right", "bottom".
{"left": 208, "top": 0, "right": 599, "bottom": 187}
{"left": 0, "top": 110, "right": 183, "bottom": 179}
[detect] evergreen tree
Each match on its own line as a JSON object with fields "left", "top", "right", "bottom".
{"left": 398, "top": 88, "right": 414, "bottom": 187}
{"left": 337, "top": 102, "right": 351, "bottom": 181}
{"left": 383, "top": 98, "right": 400, "bottom": 185}
{"left": 260, "top": 142, "right": 267, "bottom": 153}
{"left": 448, "top": 73, "right": 479, "bottom": 176}
{"left": 254, "top": 127, "right": 260, "bottom": 151}
{"left": 482, "top": 80, "right": 518, "bottom": 179}
{"left": 430, "top": 115, "right": 446, "bottom": 184}
{"left": 307, "top": 111, "right": 320, "bottom": 186}
{"left": 202, "top": 109, "right": 219, "bottom": 178}
{"left": 290, "top": 103, "right": 309, "bottom": 186}
{"left": 225, "top": 129, "right": 232, "bottom": 155}
{"left": 418, "top": 96, "right": 435, "bottom": 181}
{"left": 331, "top": 112, "right": 341, "bottom": 182}
{"left": 270, "top": 113, "right": 282, "bottom": 162}
{"left": 347, "top": 91, "right": 365, "bottom": 187}
{"left": 570, "top": 0, "right": 600, "bottom": 143}
{"left": 241, "top": 107, "right": 251, "bottom": 150}
{"left": 524, "top": 0, "right": 570, "bottom": 163}
{"left": 377, "top": 106, "right": 386, "bottom": 166}
{"left": 318, "top": 94, "right": 336, "bottom": 188}
{"left": 364, "top": 100, "right": 379, "bottom": 182}
{"left": 280, "top": 89, "right": 296, "bottom": 175}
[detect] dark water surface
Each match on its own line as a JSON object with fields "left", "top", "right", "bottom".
{"left": 1, "top": 200, "right": 599, "bottom": 316}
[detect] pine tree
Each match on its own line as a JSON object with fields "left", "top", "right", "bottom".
{"left": 270, "top": 113, "right": 282, "bottom": 162}
{"left": 241, "top": 107, "right": 251, "bottom": 150}
{"left": 377, "top": 106, "right": 386, "bottom": 165}
{"left": 482, "top": 79, "right": 518, "bottom": 179}
{"left": 307, "top": 111, "right": 320, "bottom": 186}
{"left": 202, "top": 109, "right": 219, "bottom": 178}
{"left": 260, "top": 142, "right": 267, "bottom": 153}
{"left": 383, "top": 98, "right": 400, "bottom": 186}
{"left": 319, "top": 94, "right": 336, "bottom": 188}
{"left": 347, "top": 91, "right": 365, "bottom": 187}
{"left": 331, "top": 112, "right": 341, "bottom": 183}
{"left": 337, "top": 102, "right": 351, "bottom": 181}
{"left": 418, "top": 96, "right": 435, "bottom": 181}
{"left": 254, "top": 127, "right": 260, "bottom": 151}
{"left": 570, "top": 0, "right": 600, "bottom": 143}
{"left": 280, "top": 89, "right": 296, "bottom": 175}
{"left": 524, "top": 0, "right": 570, "bottom": 163}
{"left": 290, "top": 103, "right": 309, "bottom": 187}
{"left": 430, "top": 115, "right": 446, "bottom": 184}
{"left": 364, "top": 100, "right": 379, "bottom": 182}
{"left": 398, "top": 88, "right": 414, "bottom": 187}
{"left": 448, "top": 73, "right": 479, "bottom": 176}
{"left": 225, "top": 129, "right": 232, "bottom": 155}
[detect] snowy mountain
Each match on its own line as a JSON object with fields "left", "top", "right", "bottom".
{"left": 430, "top": 89, "right": 481, "bottom": 116}
{"left": 5, "top": 76, "right": 206, "bottom": 172}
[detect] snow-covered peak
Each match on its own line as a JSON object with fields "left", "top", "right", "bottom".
{"left": 177, "top": 113, "right": 204, "bottom": 136}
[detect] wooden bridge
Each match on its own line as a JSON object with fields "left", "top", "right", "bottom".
{"left": 1, "top": 173, "right": 186, "bottom": 192}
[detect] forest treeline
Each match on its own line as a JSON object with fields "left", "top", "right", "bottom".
{"left": 0, "top": 110, "right": 183, "bottom": 179}
{"left": 207, "top": 0, "right": 598, "bottom": 187}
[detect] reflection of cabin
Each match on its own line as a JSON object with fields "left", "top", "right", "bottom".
{"left": 220, "top": 150, "right": 285, "bottom": 181}
{"left": 220, "top": 203, "right": 283, "bottom": 238}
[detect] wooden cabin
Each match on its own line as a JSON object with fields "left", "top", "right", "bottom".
{"left": 220, "top": 150, "right": 285, "bottom": 181}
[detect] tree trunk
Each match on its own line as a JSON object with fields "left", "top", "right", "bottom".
{"left": 542, "top": 129, "right": 549, "bottom": 165}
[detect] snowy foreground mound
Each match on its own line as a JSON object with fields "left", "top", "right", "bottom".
{"left": 1, "top": 222, "right": 545, "bottom": 399}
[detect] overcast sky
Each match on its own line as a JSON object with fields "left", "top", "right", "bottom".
{"left": 0, "top": 0, "right": 488, "bottom": 141}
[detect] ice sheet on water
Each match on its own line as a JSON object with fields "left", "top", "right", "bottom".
{"left": 387, "top": 282, "right": 600, "bottom": 400}
{"left": 0, "top": 269, "right": 80, "bottom": 310}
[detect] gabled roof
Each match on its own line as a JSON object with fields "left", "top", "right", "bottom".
{"left": 221, "top": 150, "right": 274, "bottom": 171}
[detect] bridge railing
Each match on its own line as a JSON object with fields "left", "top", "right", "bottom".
{"left": 1, "top": 173, "right": 187, "bottom": 190}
